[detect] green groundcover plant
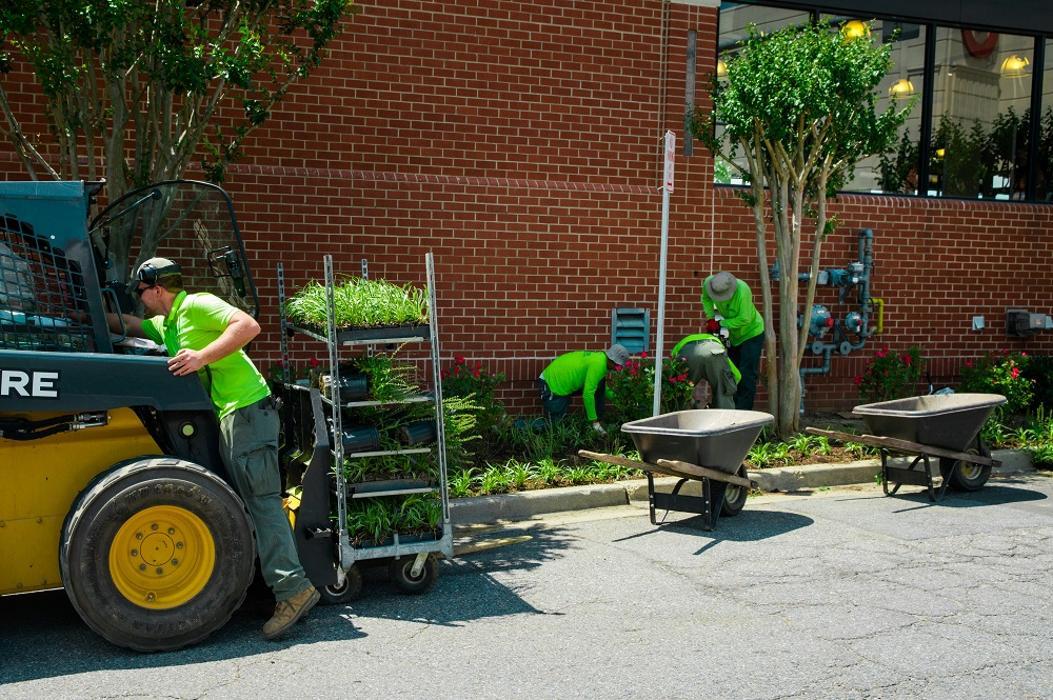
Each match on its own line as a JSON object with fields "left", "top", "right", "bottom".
{"left": 286, "top": 277, "right": 428, "bottom": 329}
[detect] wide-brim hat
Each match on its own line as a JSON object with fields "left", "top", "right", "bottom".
{"left": 705, "top": 271, "right": 737, "bottom": 302}
{"left": 605, "top": 343, "right": 630, "bottom": 366}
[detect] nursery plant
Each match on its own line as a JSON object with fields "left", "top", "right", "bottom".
{"left": 959, "top": 351, "right": 1034, "bottom": 416}
{"left": 605, "top": 353, "right": 693, "bottom": 426}
{"left": 286, "top": 277, "right": 428, "bottom": 330}
{"left": 855, "top": 346, "right": 924, "bottom": 403}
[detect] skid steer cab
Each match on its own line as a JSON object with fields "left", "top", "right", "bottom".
{"left": 0, "top": 180, "right": 262, "bottom": 652}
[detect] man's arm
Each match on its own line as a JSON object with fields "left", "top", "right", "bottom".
{"left": 168, "top": 310, "right": 260, "bottom": 377}
{"left": 103, "top": 312, "right": 146, "bottom": 338}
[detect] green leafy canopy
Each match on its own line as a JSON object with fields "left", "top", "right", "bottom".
{"left": 695, "top": 21, "right": 911, "bottom": 193}
{"left": 0, "top": 0, "right": 356, "bottom": 189}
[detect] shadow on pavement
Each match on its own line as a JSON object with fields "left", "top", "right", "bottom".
{"left": 610, "top": 507, "right": 813, "bottom": 556}
{"left": 0, "top": 524, "right": 574, "bottom": 684}
{"left": 889, "top": 483, "right": 1048, "bottom": 513}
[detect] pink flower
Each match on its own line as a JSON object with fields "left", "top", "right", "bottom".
{"left": 676, "top": 373, "right": 688, "bottom": 382}
{"left": 964, "top": 360, "right": 973, "bottom": 368}
{"left": 454, "top": 354, "right": 466, "bottom": 365}
{"left": 668, "top": 375, "right": 679, "bottom": 384}
{"left": 1022, "top": 352, "right": 1028, "bottom": 357}
{"left": 640, "top": 351, "right": 648, "bottom": 359}
{"left": 901, "top": 353, "right": 912, "bottom": 366}
{"left": 472, "top": 368, "right": 481, "bottom": 378}
{"left": 309, "top": 357, "right": 321, "bottom": 368}
{"left": 853, "top": 375, "right": 863, "bottom": 386}
{"left": 876, "top": 347, "right": 889, "bottom": 359}
{"left": 1011, "top": 366, "right": 1020, "bottom": 379}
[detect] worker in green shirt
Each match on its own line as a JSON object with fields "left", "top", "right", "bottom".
{"left": 701, "top": 271, "right": 765, "bottom": 410}
{"left": 538, "top": 344, "right": 630, "bottom": 434}
{"left": 106, "top": 257, "right": 319, "bottom": 641}
{"left": 671, "top": 332, "right": 740, "bottom": 409}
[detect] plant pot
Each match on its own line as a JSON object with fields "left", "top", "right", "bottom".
{"left": 341, "top": 425, "right": 380, "bottom": 452}
{"left": 399, "top": 419, "right": 437, "bottom": 445}
{"left": 320, "top": 372, "right": 369, "bottom": 400}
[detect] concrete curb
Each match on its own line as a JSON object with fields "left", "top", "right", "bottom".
{"left": 449, "top": 449, "right": 1038, "bottom": 525}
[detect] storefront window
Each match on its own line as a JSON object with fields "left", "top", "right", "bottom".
{"left": 1039, "top": 39, "right": 1053, "bottom": 201}
{"left": 820, "top": 17, "right": 926, "bottom": 194}
{"left": 928, "top": 27, "right": 1035, "bottom": 199}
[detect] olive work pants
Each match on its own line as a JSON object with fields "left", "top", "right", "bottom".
{"left": 677, "top": 341, "right": 737, "bottom": 410}
{"left": 219, "top": 396, "right": 311, "bottom": 602}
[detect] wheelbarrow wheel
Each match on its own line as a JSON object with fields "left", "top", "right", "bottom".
{"left": 721, "top": 466, "right": 749, "bottom": 517}
{"left": 318, "top": 565, "right": 363, "bottom": 605}
{"left": 940, "top": 444, "right": 992, "bottom": 492}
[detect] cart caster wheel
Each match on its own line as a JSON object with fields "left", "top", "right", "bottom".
{"left": 318, "top": 565, "right": 363, "bottom": 605}
{"left": 721, "top": 466, "right": 749, "bottom": 517}
{"left": 941, "top": 444, "right": 992, "bottom": 492}
{"left": 388, "top": 554, "right": 439, "bottom": 595}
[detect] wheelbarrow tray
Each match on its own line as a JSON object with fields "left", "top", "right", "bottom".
{"left": 621, "top": 409, "right": 774, "bottom": 473}
{"left": 851, "top": 393, "right": 1006, "bottom": 452}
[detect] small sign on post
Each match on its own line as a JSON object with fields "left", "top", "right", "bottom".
{"left": 663, "top": 130, "right": 676, "bottom": 193}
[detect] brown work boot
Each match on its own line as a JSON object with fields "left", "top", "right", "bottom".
{"left": 262, "top": 586, "right": 320, "bottom": 640}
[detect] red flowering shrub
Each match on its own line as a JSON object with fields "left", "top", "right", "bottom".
{"left": 959, "top": 351, "right": 1033, "bottom": 415}
{"left": 606, "top": 353, "right": 693, "bottom": 425}
{"left": 856, "top": 345, "right": 924, "bottom": 403}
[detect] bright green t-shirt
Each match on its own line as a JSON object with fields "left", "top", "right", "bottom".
{"left": 142, "top": 291, "right": 269, "bottom": 418}
{"left": 701, "top": 276, "right": 765, "bottom": 347}
{"left": 541, "top": 350, "right": 609, "bottom": 421}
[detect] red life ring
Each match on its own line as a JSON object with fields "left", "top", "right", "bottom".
{"left": 962, "top": 29, "right": 998, "bottom": 58}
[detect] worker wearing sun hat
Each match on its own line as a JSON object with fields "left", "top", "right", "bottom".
{"left": 701, "top": 271, "right": 764, "bottom": 410}
{"left": 538, "top": 343, "right": 631, "bottom": 434}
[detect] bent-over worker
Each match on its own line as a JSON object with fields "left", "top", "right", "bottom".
{"left": 538, "top": 344, "right": 631, "bottom": 435}
{"left": 671, "top": 332, "right": 740, "bottom": 409}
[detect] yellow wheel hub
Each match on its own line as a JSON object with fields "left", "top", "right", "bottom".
{"left": 108, "top": 505, "right": 216, "bottom": 610}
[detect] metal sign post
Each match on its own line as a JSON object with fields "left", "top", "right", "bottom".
{"left": 653, "top": 130, "right": 674, "bottom": 416}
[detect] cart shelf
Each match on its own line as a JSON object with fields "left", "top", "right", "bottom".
{"left": 348, "top": 478, "right": 437, "bottom": 499}
{"left": 339, "top": 447, "right": 432, "bottom": 459}
{"left": 321, "top": 393, "right": 433, "bottom": 409}
{"left": 289, "top": 322, "right": 429, "bottom": 346}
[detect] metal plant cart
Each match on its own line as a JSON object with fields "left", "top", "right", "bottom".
{"left": 806, "top": 393, "right": 1006, "bottom": 502}
{"left": 277, "top": 253, "right": 452, "bottom": 603}
{"left": 582, "top": 409, "right": 772, "bottom": 530}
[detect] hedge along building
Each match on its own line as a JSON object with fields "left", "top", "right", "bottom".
{"left": 2, "top": 0, "right": 1053, "bottom": 413}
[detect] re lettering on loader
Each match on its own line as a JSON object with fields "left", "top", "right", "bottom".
{"left": 0, "top": 369, "right": 60, "bottom": 398}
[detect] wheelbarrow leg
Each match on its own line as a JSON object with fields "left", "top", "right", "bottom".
{"left": 647, "top": 472, "right": 657, "bottom": 525}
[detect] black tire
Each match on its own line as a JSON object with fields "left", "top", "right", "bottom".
{"left": 721, "top": 466, "right": 749, "bottom": 517}
{"left": 941, "top": 443, "right": 992, "bottom": 492}
{"left": 59, "top": 457, "right": 256, "bottom": 652}
{"left": 388, "top": 554, "right": 439, "bottom": 595}
{"left": 318, "top": 565, "right": 363, "bottom": 605}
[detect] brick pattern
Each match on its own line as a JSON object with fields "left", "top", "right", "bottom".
{"left": 2, "top": 1, "right": 1051, "bottom": 415}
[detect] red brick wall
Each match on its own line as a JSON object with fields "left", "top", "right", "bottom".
{"left": 3, "top": 1, "right": 1052, "bottom": 414}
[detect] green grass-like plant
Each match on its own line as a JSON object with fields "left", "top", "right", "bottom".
{"left": 286, "top": 277, "right": 428, "bottom": 330}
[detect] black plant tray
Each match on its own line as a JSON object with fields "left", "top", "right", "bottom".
{"left": 289, "top": 322, "right": 429, "bottom": 344}
{"left": 349, "top": 527, "right": 445, "bottom": 551}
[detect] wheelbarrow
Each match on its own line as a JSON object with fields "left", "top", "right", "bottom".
{"left": 806, "top": 393, "right": 1006, "bottom": 502}
{"left": 580, "top": 409, "right": 773, "bottom": 530}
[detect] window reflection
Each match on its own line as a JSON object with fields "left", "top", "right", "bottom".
{"left": 928, "top": 28, "right": 1034, "bottom": 199}
{"left": 1039, "top": 39, "right": 1053, "bottom": 201}
{"left": 821, "top": 16, "right": 925, "bottom": 194}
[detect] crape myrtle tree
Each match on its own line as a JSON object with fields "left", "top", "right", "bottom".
{"left": 691, "top": 21, "right": 911, "bottom": 438}
{"left": 0, "top": 0, "right": 356, "bottom": 278}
